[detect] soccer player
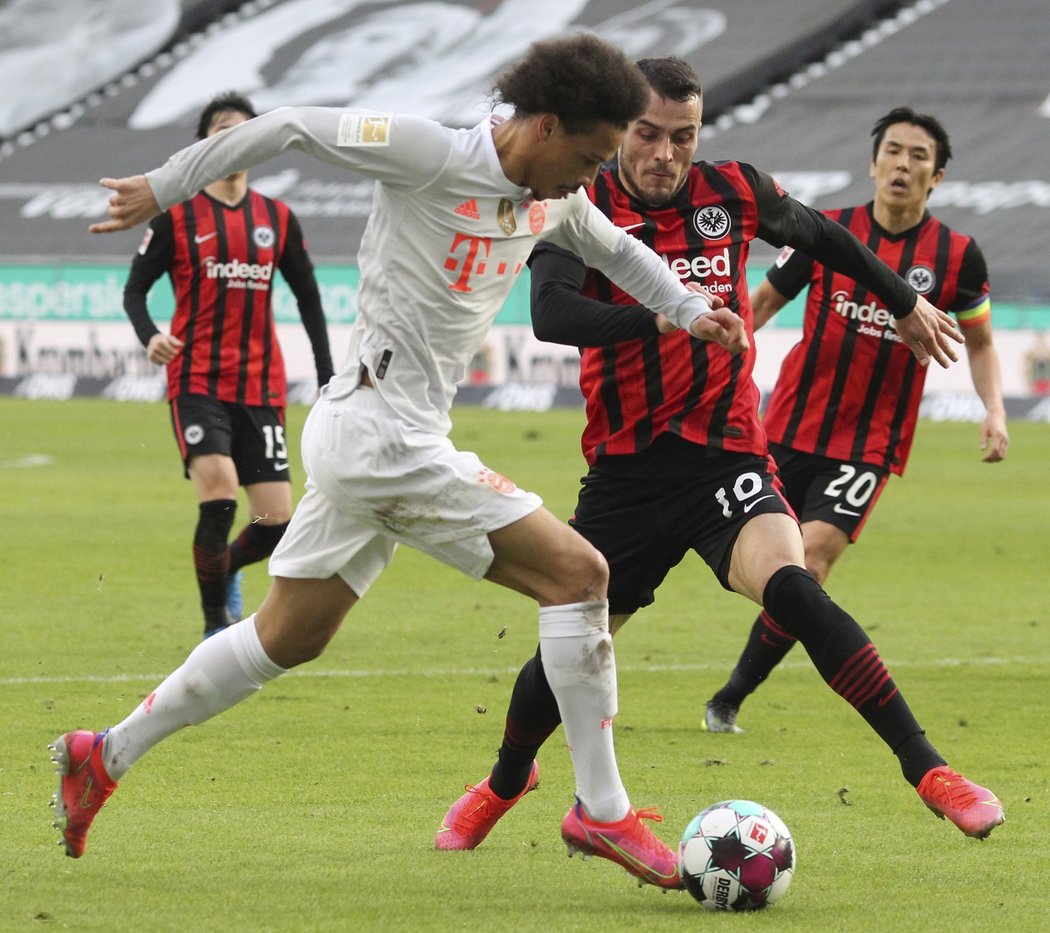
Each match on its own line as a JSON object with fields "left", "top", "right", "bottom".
{"left": 435, "top": 59, "right": 1003, "bottom": 855}
{"left": 703, "top": 106, "right": 1009, "bottom": 733}
{"left": 123, "top": 92, "right": 335, "bottom": 640}
{"left": 51, "top": 35, "right": 753, "bottom": 887}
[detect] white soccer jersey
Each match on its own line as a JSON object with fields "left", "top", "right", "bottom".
{"left": 146, "top": 107, "right": 712, "bottom": 435}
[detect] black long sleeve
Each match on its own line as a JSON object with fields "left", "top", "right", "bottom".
{"left": 122, "top": 212, "right": 174, "bottom": 348}
{"left": 278, "top": 211, "right": 335, "bottom": 386}
{"left": 748, "top": 165, "right": 917, "bottom": 318}
{"left": 529, "top": 242, "right": 660, "bottom": 348}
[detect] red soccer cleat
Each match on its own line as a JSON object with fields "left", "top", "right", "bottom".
{"left": 435, "top": 762, "right": 539, "bottom": 850}
{"left": 561, "top": 799, "right": 682, "bottom": 889}
{"left": 917, "top": 765, "right": 1004, "bottom": 839}
{"left": 49, "top": 730, "right": 118, "bottom": 858}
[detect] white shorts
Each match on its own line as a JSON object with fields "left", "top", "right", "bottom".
{"left": 269, "top": 386, "right": 543, "bottom": 595}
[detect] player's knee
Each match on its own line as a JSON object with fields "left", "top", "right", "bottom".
{"left": 263, "top": 623, "right": 337, "bottom": 668}
{"left": 801, "top": 524, "right": 848, "bottom": 585}
{"left": 763, "top": 563, "right": 860, "bottom": 648}
{"left": 256, "top": 603, "right": 343, "bottom": 668}
{"left": 289, "top": 630, "right": 335, "bottom": 665}
{"left": 804, "top": 551, "right": 835, "bottom": 585}
{"left": 762, "top": 564, "right": 826, "bottom": 640}
{"left": 555, "top": 536, "right": 608, "bottom": 604}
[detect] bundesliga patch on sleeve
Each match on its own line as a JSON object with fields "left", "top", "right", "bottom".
{"left": 336, "top": 114, "right": 392, "bottom": 147}
{"left": 774, "top": 245, "right": 795, "bottom": 267}
{"left": 137, "top": 227, "right": 154, "bottom": 256}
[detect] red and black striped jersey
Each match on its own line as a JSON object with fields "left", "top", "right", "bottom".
{"left": 124, "top": 189, "right": 333, "bottom": 406}
{"left": 575, "top": 161, "right": 778, "bottom": 462}
{"left": 762, "top": 203, "right": 990, "bottom": 475}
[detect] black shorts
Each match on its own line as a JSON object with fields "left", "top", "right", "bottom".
{"left": 769, "top": 443, "right": 889, "bottom": 543}
{"left": 569, "top": 435, "right": 795, "bottom": 615}
{"left": 169, "top": 394, "right": 291, "bottom": 485}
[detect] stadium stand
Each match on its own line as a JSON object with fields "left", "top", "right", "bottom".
{"left": 1, "top": 0, "right": 1046, "bottom": 402}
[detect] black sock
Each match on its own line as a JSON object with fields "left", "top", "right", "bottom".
{"left": 489, "top": 646, "right": 561, "bottom": 800}
{"left": 229, "top": 521, "right": 288, "bottom": 574}
{"left": 763, "top": 565, "right": 945, "bottom": 786}
{"left": 202, "top": 605, "right": 232, "bottom": 635}
{"left": 711, "top": 610, "right": 797, "bottom": 710}
{"left": 194, "top": 499, "right": 236, "bottom": 615}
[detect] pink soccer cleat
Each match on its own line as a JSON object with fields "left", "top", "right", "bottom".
{"left": 917, "top": 765, "right": 1004, "bottom": 839}
{"left": 435, "top": 762, "right": 539, "bottom": 850}
{"left": 49, "top": 730, "right": 118, "bottom": 858}
{"left": 561, "top": 799, "right": 682, "bottom": 889}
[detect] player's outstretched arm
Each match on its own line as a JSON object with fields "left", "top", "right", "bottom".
{"left": 89, "top": 177, "right": 161, "bottom": 233}
{"left": 894, "top": 294, "right": 963, "bottom": 368}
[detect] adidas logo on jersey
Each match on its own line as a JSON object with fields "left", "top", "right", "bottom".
{"left": 454, "top": 198, "right": 480, "bottom": 220}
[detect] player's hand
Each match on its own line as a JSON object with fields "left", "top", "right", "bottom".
{"left": 689, "top": 307, "right": 749, "bottom": 354}
{"left": 684, "top": 281, "right": 726, "bottom": 309}
{"left": 895, "top": 296, "right": 963, "bottom": 368}
{"left": 667, "top": 283, "right": 734, "bottom": 337}
{"left": 660, "top": 282, "right": 725, "bottom": 334}
{"left": 147, "top": 333, "right": 184, "bottom": 365}
{"left": 654, "top": 313, "right": 678, "bottom": 334}
{"left": 88, "top": 176, "right": 161, "bottom": 233}
{"left": 979, "top": 412, "right": 1009, "bottom": 462}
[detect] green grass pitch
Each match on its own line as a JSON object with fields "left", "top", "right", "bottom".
{"left": 2, "top": 397, "right": 1047, "bottom": 931}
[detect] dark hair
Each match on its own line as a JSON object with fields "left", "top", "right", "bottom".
{"left": 195, "top": 91, "right": 257, "bottom": 139}
{"left": 494, "top": 34, "right": 648, "bottom": 133}
{"left": 636, "top": 56, "right": 703, "bottom": 103}
{"left": 871, "top": 106, "right": 952, "bottom": 172}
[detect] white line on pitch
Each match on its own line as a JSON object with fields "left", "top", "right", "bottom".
{"left": 0, "top": 453, "right": 54, "bottom": 470}
{"left": 1, "top": 654, "right": 1046, "bottom": 688}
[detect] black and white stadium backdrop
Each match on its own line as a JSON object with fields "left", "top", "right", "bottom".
{"left": 0, "top": 0, "right": 1047, "bottom": 404}
{"left": 1, "top": 0, "right": 1047, "bottom": 295}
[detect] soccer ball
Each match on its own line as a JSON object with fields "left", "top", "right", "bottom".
{"left": 679, "top": 799, "right": 796, "bottom": 911}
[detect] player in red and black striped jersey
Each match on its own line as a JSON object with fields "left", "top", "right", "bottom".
{"left": 706, "top": 107, "right": 1008, "bottom": 733}
{"left": 439, "top": 64, "right": 1003, "bottom": 848}
{"left": 123, "top": 92, "right": 334, "bottom": 639}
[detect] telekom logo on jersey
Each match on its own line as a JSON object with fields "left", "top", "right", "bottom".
{"left": 444, "top": 233, "right": 524, "bottom": 293}
{"left": 445, "top": 235, "right": 736, "bottom": 294}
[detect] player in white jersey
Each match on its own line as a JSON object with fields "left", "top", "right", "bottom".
{"left": 139, "top": 104, "right": 731, "bottom": 436}
{"left": 54, "top": 35, "right": 770, "bottom": 888}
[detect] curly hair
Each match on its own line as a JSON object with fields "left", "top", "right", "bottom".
{"left": 636, "top": 56, "right": 703, "bottom": 103}
{"left": 195, "top": 91, "right": 257, "bottom": 139}
{"left": 871, "top": 106, "right": 952, "bottom": 173}
{"left": 494, "top": 34, "right": 648, "bottom": 133}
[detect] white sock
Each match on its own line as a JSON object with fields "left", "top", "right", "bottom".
{"left": 539, "top": 599, "right": 630, "bottom": 823}
{"left": 102, "top": 616, "right": 284, "bottom": 779}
